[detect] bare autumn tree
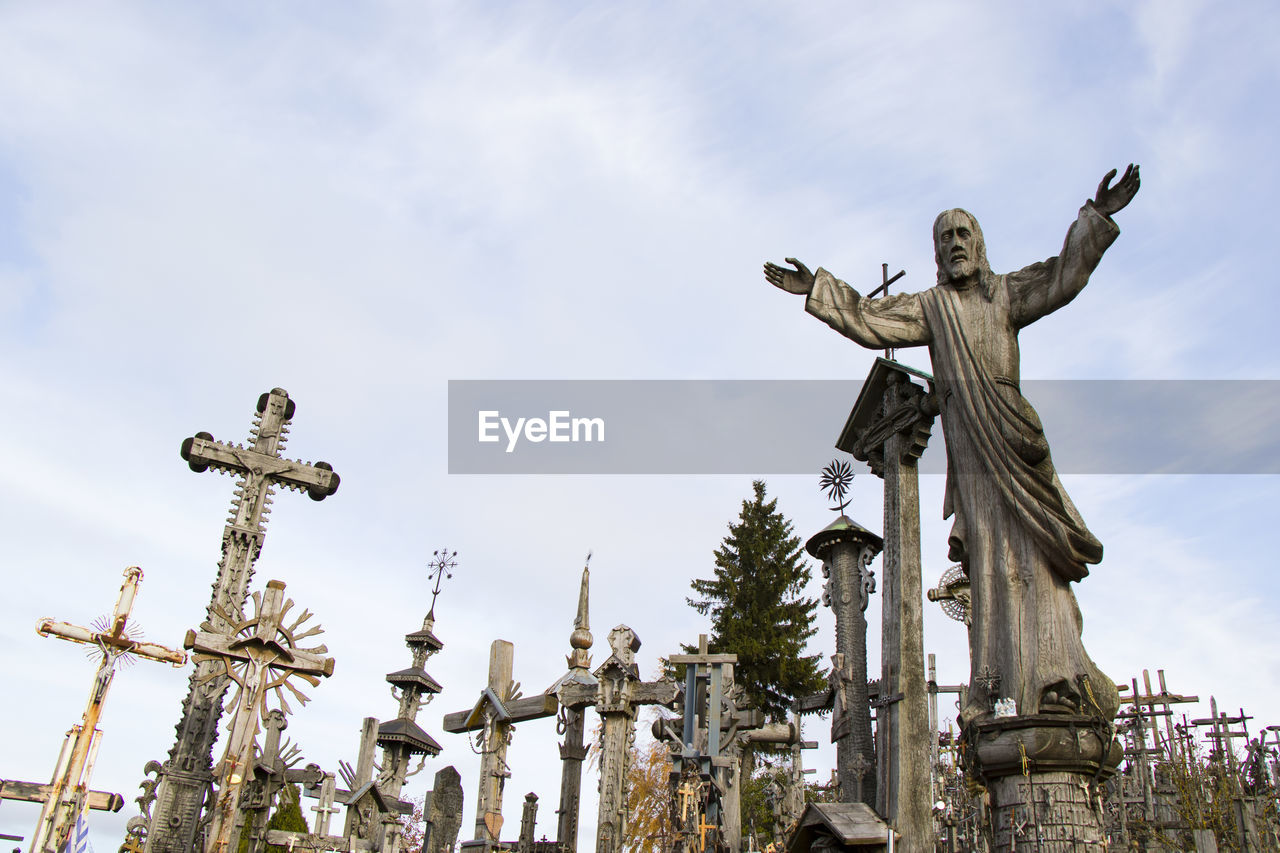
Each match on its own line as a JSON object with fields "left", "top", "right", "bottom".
{"left": 398, "top": 795, "right": 426, "bottom": 853}
{"left": 623, "top": 730, "right": 676, "bottom": 853}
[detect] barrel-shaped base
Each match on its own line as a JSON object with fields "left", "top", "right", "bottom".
{"left": 966, "top": 714, "right": 1122, "bottom": 852}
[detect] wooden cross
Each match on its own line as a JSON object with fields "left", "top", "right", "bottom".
{"left": 926, "top": 653, "right": 966, "bottom": 798}
{"left": 11, "top": 567, "right": 186, "bottom": 853}
{"left": 847, "top": 753, "right": 873, "bottom": 804}
{"left": 669, "top": 635, "right": 738, "bottom": 766}
{"left": 149, "top": 389, "right": 341, "bottom": 853}
{"left": 1118, "top": 668, "right": 1197, "bottom": 758}
{"left": 309, "top": 773, "right": 340, "bottom": 837}
{"left": 441, "top": 640, "right": 557, "bottom": 851}
{"left": 178, "top": 387, "right": 340, "bottom": 634}
{"left": 570, "top": 626, "right": 678, "bottom": 853}
{"left": 238, "top": 709, "right": 304, "bottom": 853}
{"left": 1193, "top": 698, "right": 1252, "bottom": 779}
{"left": 668, "top": 635, "right": 738, "bottom": 842}
{"left": 187, "top": 579, "right": 334, "bottom": 853}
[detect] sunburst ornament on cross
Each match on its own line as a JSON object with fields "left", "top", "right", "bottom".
{"left": 819, "top": 459, "right": 855, "bottom": 514}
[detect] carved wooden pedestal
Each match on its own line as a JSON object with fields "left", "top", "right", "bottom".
{"left": 965, "top": 714, "right": 1121, "bottom": 852}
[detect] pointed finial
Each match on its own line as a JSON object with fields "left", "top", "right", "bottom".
{"left": 568, "top": 552, "right": 593, "bottom": 670}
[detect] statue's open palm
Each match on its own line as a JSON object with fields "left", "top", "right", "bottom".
{"left": 764, "top": 257, "right": 816, "bottom": 295}
{"left": 1094, "top": 164, "right": 1140, "bottom": 217}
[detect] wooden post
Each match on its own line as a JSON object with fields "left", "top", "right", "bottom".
{"left": 839, "top": 358, "right": 936, "bottom": 851}
{"left": 805, "top": 516, "right": 881, "bottom": 808}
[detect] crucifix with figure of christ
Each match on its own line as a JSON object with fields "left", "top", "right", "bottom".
{"left": 187, "top": 579, "right": 334, "bottom": 853}
{"left": 144, "top": 388, "right": 340, "bottom": 853}
{"left": 443, "top": 640, "right": 558, "bottom": 852}
{"left": 5, "top": 567, "right": 186, "bottom": 853}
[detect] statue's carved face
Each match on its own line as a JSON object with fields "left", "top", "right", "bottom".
{"left": 935, "top": 210, "right": 980, "bottom": 283}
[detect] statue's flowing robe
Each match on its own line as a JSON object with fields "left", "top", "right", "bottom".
{"left": 805, "top": 202, "right": 1122, "bottom": 726}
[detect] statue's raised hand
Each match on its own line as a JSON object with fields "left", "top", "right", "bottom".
{"left": 764, "top": 257, "right": 816, "bottom": 295}
{"left": 1093, "top": 164, "right": 1140, "bottom": 217}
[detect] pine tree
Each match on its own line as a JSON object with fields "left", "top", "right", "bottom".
{"left": 687, "top": 480, "right": 826, "bottom": 722}
{"left": 263, "top": 784, "right": 310, "bottom": 853}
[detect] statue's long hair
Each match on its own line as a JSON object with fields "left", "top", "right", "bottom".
{"left": 933, "top": 208, "right": 996, "bottom": 298}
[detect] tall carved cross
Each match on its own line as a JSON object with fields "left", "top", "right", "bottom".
{"left": 146, "top": 389, "right": 340, "bottom": 853}
{"left": 562, "top": 626, "right": 677, "bottom": 853}
{"left": 186, "top": 579, "right": 335, "bottom": 853}
{"left": 18, "top": 567, "right": 186, "bottom": 853}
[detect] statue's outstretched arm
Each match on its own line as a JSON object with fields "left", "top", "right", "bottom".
{"left": 805, "top": 269, "right": 930, "bottom": 349}
{"left": 1009, "top": 168, "right": 1137, "bottom": 327}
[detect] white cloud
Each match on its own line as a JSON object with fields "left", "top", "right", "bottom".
{"left": 1, "top": 4, "right": 1278, "bottom": 851}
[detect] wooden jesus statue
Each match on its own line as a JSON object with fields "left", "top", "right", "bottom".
{"left": 766, "top": 165, "right": 1140, "bottom": 728}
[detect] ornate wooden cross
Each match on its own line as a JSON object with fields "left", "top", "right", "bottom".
{"left": 186, "top": 579, "right": 334, "bottom": 853}
{"left": 147, "top": 389, "right": 340, "bottom": 853}
{"left": 15, "top": 567, "right": 185, "bottom": 853}
{"left": 565, "top": 626, "right": 677, "bottom": 853}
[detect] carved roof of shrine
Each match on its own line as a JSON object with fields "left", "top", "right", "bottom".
{"left": 805, "top": 514, "right": 883, "bottom": 559}
{"left": 376, "top": 718, "right": 443, "bottom": 756}
{"left": 837, "top": 356, "right": 934, "bottom": 456}
{"left": 386, "top": 665, "right": 443, "bottom": 694}
{"left": 404, "top": 626, "right": 444, "bottom": 650}
{"left": 787, "top": 802, "right": 892, "bottom": 851}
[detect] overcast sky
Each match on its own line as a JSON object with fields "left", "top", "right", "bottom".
{"left": 2, "top": 2, "right": 1279, "bottom": 850}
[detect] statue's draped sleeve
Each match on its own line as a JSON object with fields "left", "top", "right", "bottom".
{"left": 804, "top": 268, "right": 932, "bottom": 349}
{"left": 1007, "top": 202, "right": 1120, "bottom": 328}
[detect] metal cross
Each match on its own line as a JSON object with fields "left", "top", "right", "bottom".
{"left": 865, "top": 263, "right": 906, "bottom": 360}
{"left": 975, "top": 666, "right": 1002, "bottom": 709}
{"left": 23, "top": 568, "right": 186, "bottom": 853}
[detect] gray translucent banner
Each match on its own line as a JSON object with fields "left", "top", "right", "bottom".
{"left": 447, "top": 380, "right": 1280, "bottom": 475}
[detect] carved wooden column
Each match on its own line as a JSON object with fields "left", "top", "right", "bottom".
{"left": 840, "top": 358, "right": 936, "bottom": 852}
{"left": 805, "top": 517, "right": 881, "bottom": 808}
{"left": 588, "top": 627, "right": 677, "bottom": 853}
